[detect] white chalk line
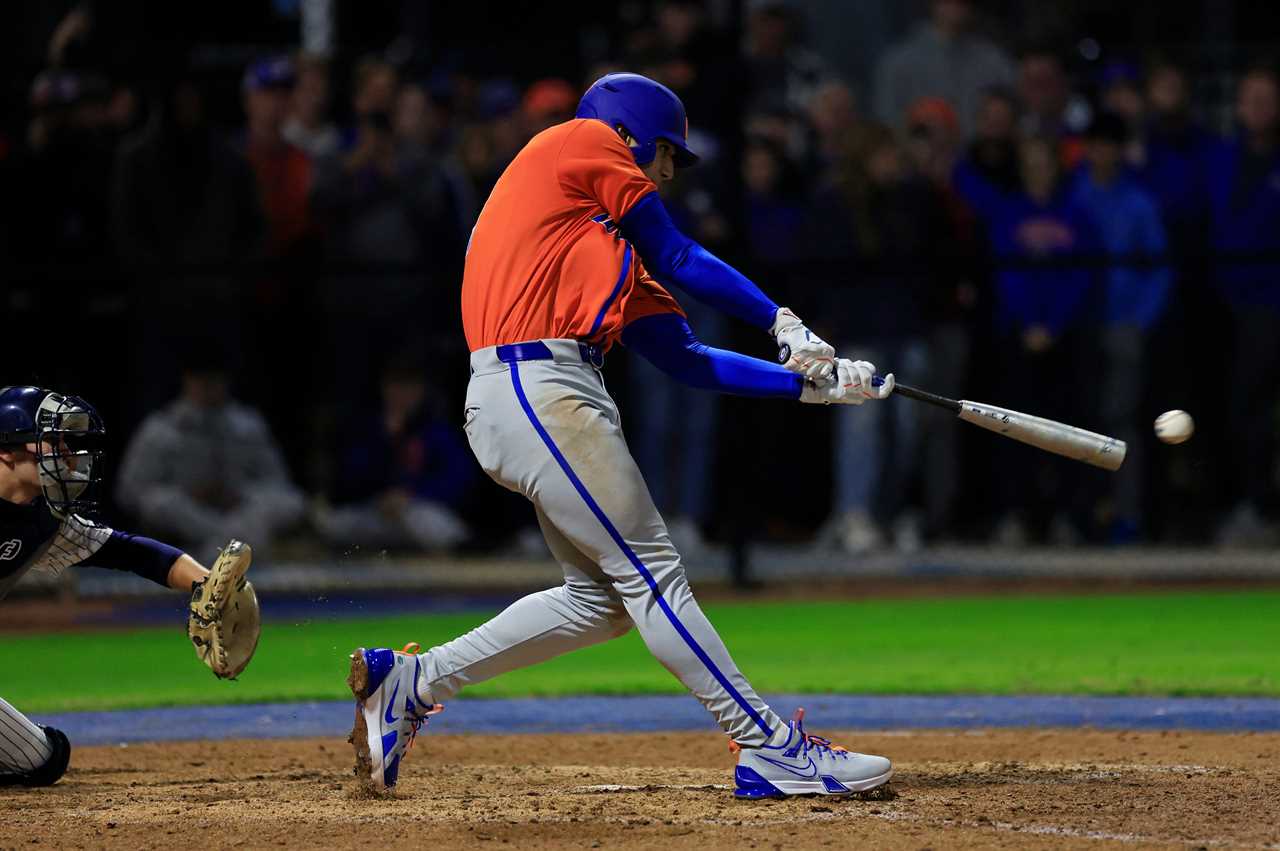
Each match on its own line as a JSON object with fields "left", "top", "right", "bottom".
{"left": 567, "top": 781, "right": 1274, "bottom": 849}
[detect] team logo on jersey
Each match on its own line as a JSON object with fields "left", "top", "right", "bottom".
{"left": 0, "top": 539, "right": 21, "bottom": 561}
{"left": 591, "top": 213, "right": 620, "bottom": 236}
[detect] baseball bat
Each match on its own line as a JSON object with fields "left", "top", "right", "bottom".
{"left": 874, "top": 377, "right": 1126, "bottom": 472}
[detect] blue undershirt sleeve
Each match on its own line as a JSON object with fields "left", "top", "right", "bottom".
{"left": 82, "top": 531, "right": 182, "bottom": 588}
{"left": 622, "top": 313, "right": 803, "bottom": 399}
{"left": 619, "top": 192, "right": 780, "bottom": 330}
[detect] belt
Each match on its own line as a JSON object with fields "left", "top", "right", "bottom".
{"left": 496, "top": 341, "right": 604, "bottom": 369}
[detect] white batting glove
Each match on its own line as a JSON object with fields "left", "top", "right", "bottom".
{"left": 772, "top": 307, "right": 835, "bottom": 383}
{"left": 799, "top": 359, "right": 895, "bottom": 405}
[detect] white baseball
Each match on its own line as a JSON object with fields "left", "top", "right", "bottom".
{"left": 1154, "top": 410, "right": 1194, "bottom": 444}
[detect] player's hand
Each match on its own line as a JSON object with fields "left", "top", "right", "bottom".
{"left": 772, "top": 307, "right": 835, "bottom": 382}
{"left": 800, "top": 359, "right": 894, "bottom": 405}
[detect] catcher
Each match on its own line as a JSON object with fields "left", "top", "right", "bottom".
{"left": 0, "top": 386, "right": 260, "bottom": 787}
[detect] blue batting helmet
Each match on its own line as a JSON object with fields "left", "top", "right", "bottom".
{"left": 0, "top": 386, "right": 105, "bottom": 518}
{"left": 576, "top": 73, "right": 699, "bottom": 168}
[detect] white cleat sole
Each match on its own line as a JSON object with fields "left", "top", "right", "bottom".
{"left": 346, "top": 649, "right": 388, "bottom": 790}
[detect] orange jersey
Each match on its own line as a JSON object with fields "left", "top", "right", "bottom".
{"left": 461, "top": 118, "right": 684, "bottom": 352}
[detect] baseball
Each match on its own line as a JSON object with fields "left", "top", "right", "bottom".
{"left": 1154, "top": 410, "right": 1194, "bottom": 444}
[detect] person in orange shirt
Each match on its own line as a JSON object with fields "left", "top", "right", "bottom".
{"left": 348, "top": 73, "right": 895, "bottom": 798}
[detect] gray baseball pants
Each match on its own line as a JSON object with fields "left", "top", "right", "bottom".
{"left": 414, "top": 340, "right": 782, "bottom": 745}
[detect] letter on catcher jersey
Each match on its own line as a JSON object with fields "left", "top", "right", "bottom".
{"left": 461, "top": 118, "right": 684, "bottom": 352}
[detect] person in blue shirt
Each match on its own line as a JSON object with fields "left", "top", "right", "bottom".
{"left": 1204, "top": 67, "right": 1280, "bottom": 546}
{"left": 1137, "top": 62, "right": 1213, "bottom": 248}
{"left": 988, "top": 136, "right": 1104, "bottom": 545}
{"left": 316, "top": 357, "right": 477, "bottom": 552}
{"left": 1071, "top": 111, "right": 1172, "bottom": 542}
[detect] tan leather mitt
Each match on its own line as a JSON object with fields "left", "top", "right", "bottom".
{"left": 188, "top": 540, "right": 261, "bottom": 680}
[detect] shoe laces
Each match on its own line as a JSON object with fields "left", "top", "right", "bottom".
{"left": 394, "top": 641, "right": 443, "bottom": 756}
{"left": 405, "top": 702, "right": 444, "bottom": 755}
{"left": 726, "top": 707, "right": 851, "bottom": 760}
{"left": 786, "top": 708, "right": 849, "bottom": 761}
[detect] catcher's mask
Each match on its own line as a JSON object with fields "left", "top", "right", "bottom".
{"left": 0, "top": 386, "right": 106, "bottom": 519}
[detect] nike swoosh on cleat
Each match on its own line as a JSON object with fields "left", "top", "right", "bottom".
{"left": 384, "top": 681, "right": 401, "bottom": 725}
{"left": 757, "top": 755, "right": 819, "bottom": 778}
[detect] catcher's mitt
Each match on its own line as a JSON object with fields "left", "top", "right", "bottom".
{"left": 188, "top": 540, "right": 260, "bottom": 679}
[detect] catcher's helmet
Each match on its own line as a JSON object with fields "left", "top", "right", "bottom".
{"left": 0, "top": 386, "right": 105, "bottom": 518}
{"left": 576, "top": 73, "right": 699, "bottom": 168}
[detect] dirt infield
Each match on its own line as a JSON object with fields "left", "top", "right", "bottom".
{"left": 2, "top": 730, "right": 1277, "bottom": 849}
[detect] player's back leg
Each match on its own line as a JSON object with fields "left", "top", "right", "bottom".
{"left": 417, "top": 505, "right": 633, "bottom": 702}
{"left": 0, "top": 698, "right": 71, "bottom": 787}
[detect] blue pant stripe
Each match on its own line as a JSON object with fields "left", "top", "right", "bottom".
{"left": 509, "top": 362, "right": 772, "bottom": 739}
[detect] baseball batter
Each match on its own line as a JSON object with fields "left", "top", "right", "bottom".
{"left": 0, "top": 386, "right": 255, "bottom": 786}
{"left": 348, "top": 74, "right": 896, "bottom": 798}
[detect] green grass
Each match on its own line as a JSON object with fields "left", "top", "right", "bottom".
{"left": 5, "top": 590, "right": 1279, "bottom": 713}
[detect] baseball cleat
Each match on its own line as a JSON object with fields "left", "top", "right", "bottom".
{"left": 347, "top": 643, "right": 442, "bottom": 790}
{"left": 731, "top": 708, "right": 892, "bottom": 799}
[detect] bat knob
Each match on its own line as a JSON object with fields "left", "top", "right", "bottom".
{"left": 870, "top": 373, "right": 896, "bottom": 398}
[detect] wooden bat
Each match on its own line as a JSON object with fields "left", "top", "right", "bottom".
{"left": 876, "top": 378, "right": 1126, "bottom": 472}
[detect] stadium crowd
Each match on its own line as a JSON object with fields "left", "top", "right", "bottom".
{"left": 3, "top": 0, "right": 1280, "bottom": 560}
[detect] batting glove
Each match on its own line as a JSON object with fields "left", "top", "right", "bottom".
{"left": 800, "top": 359, "right": 895, "bottom": 405}
{"left": 772, "top": 307, "right": 835, "bottom": 382}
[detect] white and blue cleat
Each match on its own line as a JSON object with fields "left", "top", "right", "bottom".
{"left": 732, "top": 709, "right": 892, "bottom": 799}
{"left": 347, "top": 643, "right": 443, "bottom": 790}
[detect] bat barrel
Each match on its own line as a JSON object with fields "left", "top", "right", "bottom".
{"left": 957, "top": 400, "right": 1127, "bottom": 471}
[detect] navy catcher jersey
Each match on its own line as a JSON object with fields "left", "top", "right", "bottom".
{"left": 0, "top": 497, "right": 179, "bottom": 601}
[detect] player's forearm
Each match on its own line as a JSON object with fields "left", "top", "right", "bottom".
{"left": 167, "top": 553, "right": 209, "bottom": 593}
{"left": 619, "top": 193, "right": 779, "bottom": 330}
{"left": 622, "top": 313, "right": 802, "bottom": 398}
{"left": 82, "top": 531, "right": 190, "bottom": 589}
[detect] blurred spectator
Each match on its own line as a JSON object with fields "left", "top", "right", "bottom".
{"left": 479, "top": 79, "right": 528, "bottom": 169}
{"left": 627, "top": 0, "right": 738, "bottom": 139}
{"left": 344, "top": 56, "right": 398, "bottom": 150}
{"left": 398, "top": 81, "right": 473, "bottom": 239}
{"left": 744, "top": 2, "right": 826, "bottom": 113}
{"left": 988, "top": 136, "right": 1102, "bottom": 545}
{"left": 283, "top": 52, "right": 340, "bottom": 159}
{"left": 116, "top": 351, "right": 305, "bottom": 561}
{"left": 1017, "top": 47, "right": 1078, "bottom": 144}
{"left": 872, "top": 0, "right": 1015, "bottom": 140}
{"left": 806, "top": 79, "right": 860, "bottom": 174}
{"left": 315, "top": 357, "right": 473, "bottom": 553}
{"left": 742, "top": 137, "right": 807, "bottom": 262}
{"left": 904, "top": 97, "right": 982, "bottom": 540}
{"left": 1138, "top": 61, "right": 1212, "bottom": 246}
{"left": 311, "top": 59, "right": 465, "bottom": 411}
{"left": 112, "top": 79, "right": 264, "bottom": 417}
{"left": 1205, "top": 68, "right": 1280, "bottom": 546}
{"left": 1071, "top": 112, "right": 1171, "bottom": 542}
{"left": 14, "top": 69, "right": 130, "bottom": 266}
{"left": 238, "top": 55, "right": 319, "bottom": 479}
{"left": 953, "top": 86, "right": 1022, "bottom": 216}
{"left": 811, "top": 125, "right": 947, "bottom": 552}
{"left": 522, "top": 78, "right": 577, "bottom": 135}
{"left": 240, "top": 56, "right": 312, "bottom": 255}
